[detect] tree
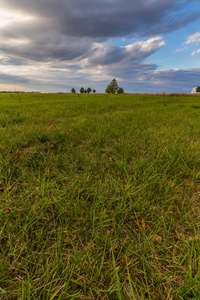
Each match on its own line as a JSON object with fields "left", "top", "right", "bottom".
{"left": 71, "top": 88, "right": 76, "bottom": 93}
{"left": 105, "top": 79, "right": 119, "bottom": 94}
{"left": 196, "top": 86, "right": 200, "bottom": 93}
{"left": 80, "top": 87, "right": 84, "bottom": 93}
{"left": 87, "top": 87, "right": 92, "bottom": 93}
{"left": 117, "top": 87, "right": 124, "bottom": 94}
{"left": 93, "top": 89, "right": 96, "bottom": 93}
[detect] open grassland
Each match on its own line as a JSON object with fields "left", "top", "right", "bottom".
{"left": 0, "top": 93, "right": 200, "bottom": 299}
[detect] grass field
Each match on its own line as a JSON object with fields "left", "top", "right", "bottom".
{"left": 0, "top": 93, "right": 200, "bottom": 299}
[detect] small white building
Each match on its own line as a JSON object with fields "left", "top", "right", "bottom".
{"left": 191, "top": 87, "right": 197, "bottom": 94}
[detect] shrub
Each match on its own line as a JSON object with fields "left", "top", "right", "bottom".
{"left": 117, "top": 87, "right": 124, "bottom": 94}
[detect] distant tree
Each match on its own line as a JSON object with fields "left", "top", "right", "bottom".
{"left": 105, "top": 79, "right": 119, "bottom": 94}
{"left": 87, "top": 87, "right": 92, "bottom": 94}
{"left": 93, "top": 89, "right": 96, "bottom": 93}
{"left": 71, "top": 88, "right": 76, "bottom": 93}
{"left": 196, "top": 86, "right": 200, "bottom": 93}
{"left": 80, "top": 87, "right": 84, "bottom": 93}
{"left": 117, "top": 87, "right": 124, "bottom": 94}
{"left": 84, "top": 89, "right": 87, "bottom": 93}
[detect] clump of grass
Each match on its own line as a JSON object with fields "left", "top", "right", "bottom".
{"left": 13, "top": 113, "right": 24, "bottom": 124}
{"left": 37, "top": 133, "right": 50, "bottom": 143}
{"left": 0, "top": 118, "right": 7, "bottom": 128}
{"left": 191, "top": 105, "right": 200, "bottom": 109}
{"left": 0, "top": 93, "right": 200, "bottom": 299}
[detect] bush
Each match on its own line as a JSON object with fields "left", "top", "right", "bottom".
{"left": 196, "top": 86, "right": 200, "bottom": 93}
{"left": 117, "top": 87, "right": 124, "bottom": 94}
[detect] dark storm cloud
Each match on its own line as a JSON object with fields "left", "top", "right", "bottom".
{"left": 2, "top": 0, "right": 200, "bottom": 38}
{"left": 1, "top": 0, "right": 200, "bottom": 62}
{"left": 0, "top": 36, "right": 93, "bottom": 62}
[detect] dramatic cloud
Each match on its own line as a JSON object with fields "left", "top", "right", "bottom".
{"left": 0, "top": 0, "right": 199, "bottom": 63}
{"left": 0, "top": 0, "right": 200, "bottom": 92}
{"left": 84, "top": 37, "right": 165, "bottom": 66}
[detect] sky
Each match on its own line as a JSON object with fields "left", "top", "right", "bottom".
{"left": 0, "top": 0, "right": 200, "bottom": 93}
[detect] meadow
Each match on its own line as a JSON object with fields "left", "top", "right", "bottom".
{"left": 0, "top": 93, "right": 200, "bottom": 299}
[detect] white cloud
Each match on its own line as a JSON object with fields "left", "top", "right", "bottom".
{"left": 185, "top": 32, "right": 200, "bottom": 44}
{"left": 173, "top": 47, "right": 187, "bottom": 53}
{"left": 191, "top": 48, "right": 200, "bottom": 56}
{"left": 125, "top": 37, "right": 166, "bottom": 57}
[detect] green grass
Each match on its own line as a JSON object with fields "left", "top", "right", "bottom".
{"left": 0, "top": 93, "right": 200, "bottom": 299}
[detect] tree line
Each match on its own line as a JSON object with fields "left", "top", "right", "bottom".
{"left": 71, "top": 87, "right": 96, "bottom": 94}
{"left": 71, "top": 79, "right": 124, "bottom": 94}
